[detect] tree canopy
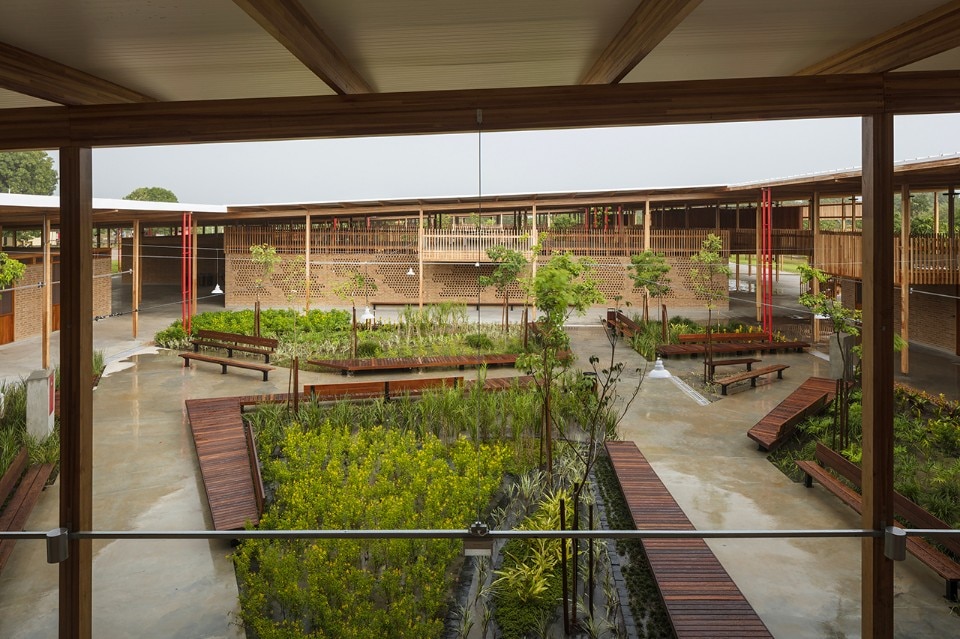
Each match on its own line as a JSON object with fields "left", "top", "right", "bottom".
{"left": 0, "top": 251, "right": 26, "bottom": 299}
{"left": 123, "top": 186, "right": 178, "bottom": 203}
{"left": 0, "top": 151, "right": 58, "bottom": 195}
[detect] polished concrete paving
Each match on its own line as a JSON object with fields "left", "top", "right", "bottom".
{"left": 1, "top": 280, "right": 959, "bottom": 637}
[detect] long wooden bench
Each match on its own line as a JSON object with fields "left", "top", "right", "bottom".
{"left": 0, "top": 448, "right": 54, "bottom": 573}
{"left": 678, "top": 332, "right": 769, "bottom": 344}
{"left": 706, "top": 357, "right": 761, "bottom": 379}
{"left": 180, "top": 352, "right": 275, "bottom": 381}
{"left": 308, "top": 353, "right": 517, "bottom": 375}
{"left": 304, "top": 376, "right": 463, "bottom": 401}
{"left": 715, "top": 364, "right": 788, "bottom": 395}
{"left": 657, "top": 340, "right": 809, "bottom": 359}
{"left": 797, "top": 443, "right": 960, "bottom": 601}
{"left": 191, "top": 329, "right": 278, "bottom": 363}
{"left": 747, "top": 377, "right": 836, "bottom": 452}
{"left": 605, "top": 441, "right": 773, "bottom": 637}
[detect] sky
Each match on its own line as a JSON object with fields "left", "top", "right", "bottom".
{"left": 79, "top": 113, "right": 960, "bottom": 205}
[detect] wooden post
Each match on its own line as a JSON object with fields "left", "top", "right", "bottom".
{"left": 191, "top": 216, "right": 199, "bottom": 318}
{"left": 860, "top": 114, "right": 895, "bottom": 639}
{"left": 735, "top": 254, "right": 740, "bottom": 292}
{"left": 304, "top": 214, "right": 311, "bottom": 311}
{"left": 58, "top": 146, "right": 94, "bottom": 639}
{"left": 811, "top": 193, "right": 821, "bottom": 343}
{"left": 41, "top": 215, "right": 52, "bottom": 368}
{"left": 933, "top": 190, "right": 940, "bottom": 234}
{"left": 643, "top": 200, "right": 651, "bottom": 251}
{"left": 756, "top": 199, "right": 762, "bottom": 321}
{"left": 900, "top": 185, "right": 910, "bottom": 374}
{"left": 132, "top": 220, "right": 141, "bottom": 338}
{"left": 418, "top": 208, "right": 424, "bottom": 309}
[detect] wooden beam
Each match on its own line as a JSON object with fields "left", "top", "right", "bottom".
{"left": 797, "top": 1, "right": 960, "bottom": 75}
{"left": 132, "top": 220, "right": 140, "bottom": 339}
{"left": 580, "top": 0, "right": 702, "bottom": 84}
{"left": 0, "top": 71, "right": 958, "bottom": 152}
{"left": 0, "top": 41, "right": 154, "bottom": 105}
{"left": 0, "top": 73, "right": 888, "bottom": 151}
{"left": 58, "top": 146, "right": 94, "bottom": 639}
{"left": 860, "top": 114, "right": 895, "bottom": 639}
{"left": 232, "top": 0, "right": 372, "bottom": 95}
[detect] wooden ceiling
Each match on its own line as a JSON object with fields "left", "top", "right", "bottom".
{"left": 0, "top": 1, "right": 957, "bottom": 151}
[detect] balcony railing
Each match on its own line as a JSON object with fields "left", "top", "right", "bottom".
{"left": 816, "top": 231, "right": 960, "bottom": 284}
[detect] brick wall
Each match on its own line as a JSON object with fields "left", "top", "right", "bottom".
{"left": 223, "top": 251, "right": 728, "bottom": 312}
{"left": 893, "top": 285, "right": 957, "bottom": 352}
{"left": 12, "top": 255, "right": 112, "bottom": 342}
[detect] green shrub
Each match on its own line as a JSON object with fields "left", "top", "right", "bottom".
{"left": 154, "top": 322, "right": 190, "bottom": 349}
{"left": 356, "top": 340, "right": 381, "bottom": 358}
{"left": 465, "top": 332, "right": 494, "bottom": 350}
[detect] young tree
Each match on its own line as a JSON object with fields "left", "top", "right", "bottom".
{"left": 250, "top": 243, "right": 281, "bottom": 336}
{"left": 628, "top": 251, "right": 671, "bottom": 322}
{"left": 479, "top": 245, "right": 527, "bottom": 331}
{"left": 521, "top": 252, "right": 604, "bottom": 481}
{"left": 0, "top": 151, "right": 57, "bottom": 195}
{"left": 333, "top": 270, "right": 379, "bottom": 357}
{"left": 0, "top": 251, "right": 26, "bottom": 300}
{"left": 124, "top": 186, "right": 178, "bottom": 203}
{"left": 689, "top": 234, "right": 731, "bottom": 382}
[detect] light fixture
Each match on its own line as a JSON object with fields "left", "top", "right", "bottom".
{"left": 406, "top": 266, "right": 415, "bottom": 277}
{"left": 648, "top": 358, "right": 671, "bottom": 379}
{"left": 360, "top": 306, "right": 375, "bottom": 323}
{"left": 211, "top": 247, "right": 223, "bottom": 295}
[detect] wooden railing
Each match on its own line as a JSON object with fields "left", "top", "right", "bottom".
{"left": 225, "top": 225, "right": 417, "bottom": 255}
{"left": 730, "top": 229, "right": 813, "bottom": 255}
{"left": 817, "top": 232, "right": 960, "bottom": 284}
{"left": 422, "top": 229, "right": 532, "bottom": 262}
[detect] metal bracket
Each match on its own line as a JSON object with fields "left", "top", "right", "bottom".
{"left": 464, "top": 520, "right": 493, "bottom": 557}
{"left": 884, "top": 526, "right": 906, "bottom": 561}
{"left": 46, "top": 527, "right": 69, "bottom": 564}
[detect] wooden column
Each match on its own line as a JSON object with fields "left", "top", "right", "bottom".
{"left": 811, "top": 193, "right": 821, "bottom": 342}
{"left": 304, "top": 214, "right": 311, "bottom": 311}
{"left": 643, "top": 200, "right": 651, "bottom": 251}
{"left": 530, "top": 203, "right": 539, "bottom": 280}
{"left": 756, "top": 199, "right": 762, "bottom": 321}
{"left": 933, "top": 190, "right": 940, "bottom": 234}
{"left": 418, "top": 208, "right": 424, "bottom": 309}
{"left": 58, "top": 146, "right": 94, "bottom": 639}
{"left": 860, "top": 114, "right": 895, "bottom": 639}
{"left": 191, "top": 217, "right": 199, "bottom": 317}
{"left": 132, "top": 220, "right": 141, "bottom": 338}
{"left": 900, "top": 185, "right": 910, "bottom": 374}
{"left": 41, "top": 215, "right": 52, "bottom": 368}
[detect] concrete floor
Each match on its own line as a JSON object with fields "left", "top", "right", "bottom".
{"left": 0, "top": 280, "right": 959, "bottom": 637}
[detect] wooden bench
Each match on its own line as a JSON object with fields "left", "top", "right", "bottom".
{"left": 678, "top": 332, "right": 768, "bottom": 344}
{"left": 604, "top": 309, "right": 642, "bottom": 338}
{"left": 706, "top": 357, "right": 761, "bottom": 379}
{"left": 179, "top": 352, "right": 275, "bottom": 381}
{"left": 0, "top": 448, "right": 54, "bottom": 573}
{"left": 797, "top": 443, "right": 960, "bottom": 601}
{"left": 605, "top": 441, "right": 773, "bottom": 638}
{"left": 191, "top": 329, "right": 278, "bottom": 363}
{"left": 715, "top": 364, "right": 788, "bottom": 395}
{"left": 308, "top": 354, "right": 517, "bottom": 375}
{"left": 747, "top": 377, "right": 836, "bottom": 452}
{"left": 657, "top": 340, "right": 809, "bottom": 359}
{"left": 304, "top": 376, "right": 463, "bottom": 401}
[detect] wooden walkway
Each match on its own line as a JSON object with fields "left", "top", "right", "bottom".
{"left": 606, "top": 441, "right": 772, "bottom": 638}
{"left": 747, "top": 377, "right": 837, "bottom": 452}
{"left": 307, "top": 353, "right": 517, "bottom": 374}
{"left": 656, "top": 340, "right": 809, "bottom": 359}
{"left": 184, "top": 398, "right": 262, "bottom": 531}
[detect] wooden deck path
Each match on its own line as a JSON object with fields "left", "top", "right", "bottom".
{"left": 307, "top": 353, "right": 517, "bottom": 374}
{"left": 656, "top": 340, "right": 809, "bottom": 359}
{"left": 184, "top": 397, "right": 262, "bottom": 531}
{"left": 747, "top": 377, "right": 837, "bottom": 452}
{"left": 606, "top": 441, "right": 772, "bottom": 638}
